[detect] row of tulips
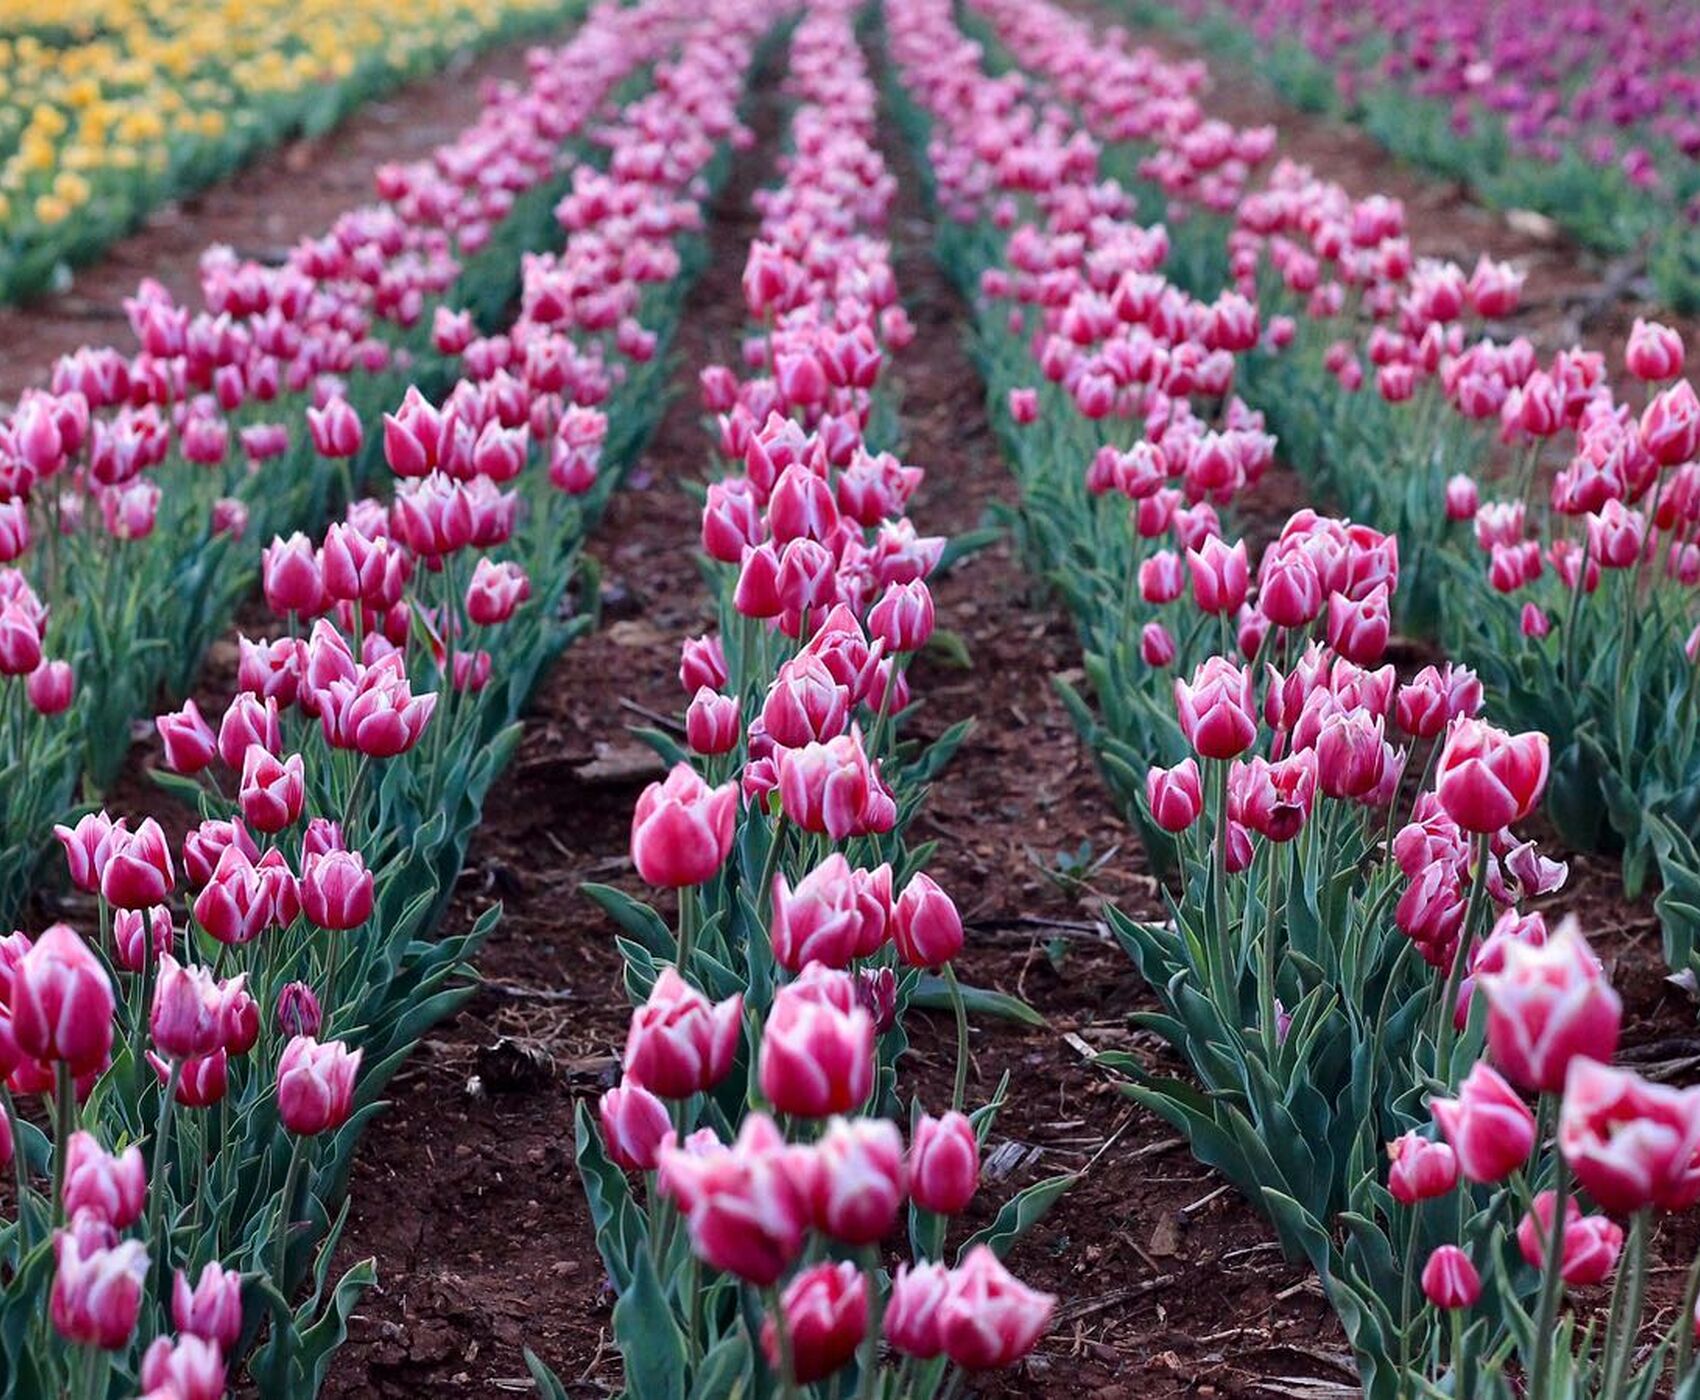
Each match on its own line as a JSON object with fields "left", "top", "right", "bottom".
{"left": 0, "top": 3, "right": 774, "bottom": 1394}
{"left": 886, "top": 0, "right": 1700, "bottom": 1395}
{"left": 534, "top": 6, "right": 1062, "bottom": 1394}
{"left": 0, "top": 0, "right": 687, "bottom": 927}
{"left": 0, "top": 0, "right": 578, "bottom": 302}
{"left": 1121, "top": 0, "right": 1700, "bottom": 311}
{"left": 954, "top": 0, "right": 1700, "bottom": 992}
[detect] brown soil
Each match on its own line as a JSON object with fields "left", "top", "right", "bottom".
{"left": 0, "top": 37, "right": 554, "bottom": 406}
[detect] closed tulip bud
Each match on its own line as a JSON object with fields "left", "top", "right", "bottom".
{"left": 154, "top": 698, "right": 221, "bottom": 776}
{"left": 215, "top": 976, "right": 259, "bottom": 1057}
{"left": 28, "top": 659, "right": 74, "bottom": 715}
{"left": 599, "top": 1082, "right": 673, "bottom": 1173}
{"left": 1435, "top": 718, "right": 1550, "bottom": 832}
{"left": 623, "top": 967, "right": 742, "bottom": 1099}
{"left": 734, "top": 542, "right": 784, "bottom": 618}
{"left": 112, "top": 905, "right": 173, "bottom": 974}
{"left": 217, "top": 694, "right": 281, "bottom": 770}
{"left": 1175, "top": 656, "right": 1257, "bottom": 760}
{"left": 868, "top": 580, "right": 934, "bottom": 653}
{"left": 275, "top": 1036, "right": 361, "bottom": 1136}
{"left": 762, "top": 1262, "right": 867, "bottom": 1384}
{"left": 893, "top": 872, "right": 964, "bottom": 968}
{"left": 629, "top": 764, "right": 737, "bottom": 889}
{"left": 10, "top": 924, "right": 113, "bottom": 1073}
{"left": 1326, "top": 584, "right": 1390, "bottom": 665}
{"left": 771, "top": 855, "right": 864, "bottom": 973}
{"left": 1421, "top": 1246, "right": 1480, "bottom": 1310}
{"left": 275, "top": 982, "right": 322, "bottom": 1039}
{"left": 150, "top": 955, "right": 224, "bottom": 1061}
{"left": 1444, "top": 474, "right": 1479, "bottom": 521}
{"left": 911, "top": 1110, "right": 980, "bottom": 1215}
{"left": 238, "top": 746, "right": 304, "bottom": 834}
{"left": 1626, "top": 319, "right": 1684, "bottom": 382}
{"left": 1515, "top": 1190, "right": 1623, "bottom": 1286}
{"left": 51, "top": 1233, "right": 147, "bottom": 1350}
{"left": 1432, "top": 1062, "right": 1536, "bottom": 1184}
{"left": 679, "top": 634, "right": 728, "bottom": 693}
{"left": 1386, "top": 1131, "right": 1458, "bottom": 1204}
{"left": 61, "top": 1132, "right": 146, "bottom": 1228}
{"left": 701, "top": 478, "right": 765, "bottom": 563}
{"left": 1009, "top": 388, "right": 1039, "bottom": 424}
{"left": 1187, "top": 537, "right": 1249, "bottom": 614}
{"left": 141, "top": 1334, "right": 225, "bottom": 1400}
{"left": 171, "top": 1261, "right": 244, "bottom": 1353}
{"left": 812, "top": 1117, "right": 907, "bottom": 1244}
{"left": 1146, "top": 758, "right": 1203, "bottom": 832}
{"left": 149, "top": 1048, "right": 229, "bottom": 1108}
{"left": 301, "top": 849, "right": 374, "bottom": 931}
{"left": 0, "top": 604, "right": 42, "bottom": 677}
{"left": 685, "top": 688, "right": 740, "bottom": 756}
{"left": 262, "top": 533, "right": 325, "bottom": 617}
{"left": 1479, "top": 918, "right": 1620, "bottom": 1095}
{"left": 1641, "top": 382, "right": 1700, "bottom": 467}
{"left": 937, "top": 1246, "right": 1055, "bottom": 1370}
{"left": 1140, "top": 621, "right": 1176, "bottom": 667}
{"left": 1559, "top": 1058, "right": 1700, "bottom": 1213}
{"left": 1139, "top": 551, "right": 1187, "bottom": 605}
{"left": 53, "top": 813, "right": 121, "bottom": 895}
{"left": 100, "top": 817, "right": 174, "bottom": 910}
{"left": 760, "top": 965, "right": 874, "bottom": 1118}
{"left": 465, "top": 558, "right": 531, "bottom": 626}
{"left": 306, "top": 397, "right": 363, "bottom": 459}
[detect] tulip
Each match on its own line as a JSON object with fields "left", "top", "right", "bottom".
{"left": 217, "top": 694, "right": 282, "bottom": 769}
{"left": 0, "top": 604, "right": 42, "bottom": 677}
{"left": 152, "top": 1049, "right": 229, "bottom": 1108}
{"left": 1140, "top": 621, "right": 1177, "bottom": 667}
{"left": 1187, "top": 537, "right": 1249, "bottom": 614}
{"left": 301, "top": 849, "right": 375, "bottom": 931}
{"left": 1009, "top": 388, "right": 1038, "bottom": 424}
{"left": 193, "top": 845, "right": 276, "bottom": 946}
{"left": 1479, "top": 918, "right": 1620, "bottom": 1095}
{"left": 112, "top": 906, "right": 173, "bottom": 974}
{"left": 276, "top": 1036, "right": 361, "bottom": 1136}
{"left": 262, "top": 533, "right": 325, "bottom": 617}
{"left": 1146, "top": 758, "right": 1203, "bottom": 832}
{"left": 598, "top": 1083, "right": 673, "bottom": 1173}
{"left": 761, "top": 1262, "right": 867, "bottom": 1384}
{"left": 465, "top": 558, "right": 531, "bottom": 626}
{"left": 660, "top": 1115, "right": 812, "bottom": 1286}
{"left": 1421, "top": 1246, "right": 1480, "bottom": 1310}
{"left": 156, "top": 700, "right": 219, "bottom": 775}
{"left": 150, "top": 956, "right": 224, "bottom": 1061}
{"left": 886, "top": 1260, "right": 951, "bottom": 1358}
{"left": 936, "top": 1245, "right": 1055, "bottom": 1370}
{"left": 629, "top": 763, "right": 737, "bottom": 888}
{"left": 172, "top": 1262, "right": 244, "bottom": 1351}
{"left": 182, "top": 819, "right": 259, "bottom": 890}
{"left": 868, "top": 579, "right": 935, "bottom": 653}
{"left": 100, "top": 818, "right": 175, "bottom": 909}
{"left": 216, "top": 976, "right": 259, "bottom": 1056}
{"left": 1326, "top": 584, "right": 1390, "bottom": 665}
{"left": 140, "top": 1334, "right": 225, "bottom": 1400}
{"left": 771, "top": 855, "right": 864, "bottom": 972}
{"left": 28, "top": 660, "right": 74, "bottom": 715}
{"left": 50, "top": 1233, "right": 147, "bottom": 1350}
{"left": 61, "top": 1132, "right": 146, "bottom": 1228}
{"left": 238, "top": 746, "right": 305, "bottom": 834}
{"left": 759, "top": 965, "right": 874, "bottom": 1118}
{"left": 811, "top": 1116, "right": 906, "bottom": 1244}
{"left": 685, "top": 688, "right": 741, "bottom": 756}
{"left": 622, "top": 968, "right": 742, "bottom": 1099}
{"left": 911, "top": 1110, "right": 980, "bottom": 1215}
{"left": 1434, "top": 719, "right": 1550, "bottom": 833}
{"left": 10, "top": 924, "right": 113, "bottom": 1074}
{"left": 1558, "top": 1058, "right": 1700, "bottom": 1214}
{"left": 762, "top": 656, "right": 850, "bottom": 748}
{"left": 1175, "top": 656, "right": 1257, "bottom": 760}
{"left": 892, "top": 872, "right": 964, "bottom": 968}
{"left": 1432, "top": 1062, "right": 1536, "bottom": 1184}
{"left": 1641, "top": 382, "right": 1700, "bottom": 467}
{"left": 1515, "top": 1191, "right": 1623, "bottom": 1286}
{"left": 53, "top": 813, "right": 122, "bottom": 895}
{"left": 1386, "top": 1131, "right": 1458, "bottom": 1204}
{"left": 275, "top": 982, "right": 322, "bottom": 1040}
{"left": 777, "top": 732, "right": 878, "bottom": 839}
{"left": 680, "top": 635, "right": 729, "bottom": 693}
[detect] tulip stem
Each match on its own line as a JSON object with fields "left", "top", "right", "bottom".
{"left": 676, "top": 885, "right": 700, "bottom": 979}
{"left": 1210, "top": 758, "right": 1232, "bottom": 1010}
{"left": 764, "top": 1284, "right": 800, "bottom": 1399}
{"left": 1527, "top": 1140, "right": 1567, "bottom": 1398}
{"left": 143, "top": 1059, "right": 183, "bottom": 1280}
{"left": 76, "top": 1344, "right": 105, "bottom": 1400}
{"left": 2, "top": 1088, "right": 32, "bottom": 1247}
{"left": 1433, "top": 832, "right": 1490, "bottom": 1080}
{"left": 1600, "top": 1210, "right": 1651, "bottom": 1400}
{"left": 1258, "top": 853, "right": 1283, "bottom": 1056}
{"left": 943, "top": 961, "right": 969, "bottom": 1113}
{"left": 855, "top": 1245, "right": 885, "bottom": 1398}
{"left": 50, "top": 1062, "right": 77, "bottom": 1227}
{"left": 1671, "top": 1241, "right": 1700, "bottom": 1384}
{"left": 273, "top": 1134, "right": 308, "bottom": 1302}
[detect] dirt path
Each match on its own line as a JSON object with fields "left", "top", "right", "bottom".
{"left": 0, "top": 36, "right": 559, "bottom": 404}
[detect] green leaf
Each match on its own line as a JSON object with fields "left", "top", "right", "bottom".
{"left": 957, "top": 1172, "right": 1077, "bottom": 1261}
{"left": 613, "top": 1248, "right": 689, "bottom": 1400}
{"left": 912, "top": 974, "right": 1045, "bottom": 1027}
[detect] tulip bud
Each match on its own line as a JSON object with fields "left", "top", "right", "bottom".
{"left": 10, "top": 924, "right": 114, "bottom": 1074}
{"left": 1386, "top": 1131, "right": 1458, "bottom": 1204}
{"left": 937, "top": 1246, "right": 1055, "bottom": 1370}
{"left": 275, "top": 1036, "right": 361, "bottom": 1136}
{"left": 1626, "top": 319, "right": 1684, "bottom": 382}
{"left": 811, "top": 1117, "right": 906, "bottom": 1244}
{"left": 761, "top": 1262, "right": 867, "bottom": 1384}
{"left": 910, "top": 1110, "right": 980, "bottom": 1215}
{"left": 1145, "top": 758, "right": 1203, "bottom": 832}
{"left": 759, "top": 965, "right": 874, "bottom": 1118}
{"left": 685, "top": 688, "right": 741, "bottom": 756}
{"left": 301, "top": 849, "right": 374, "bottom": 931}
{"left": 892, "top": 873, "right": 964, "bottom": 969}
{"left": 1420, "top": 1246, "right": 1480, "bottom": 1310}
{"left": 141, "top": 1334, "right": 225, "bottom": 1400}
{"left": 150, "top": 955, "right": 224, "bottom": 1061}
{"left": 599, "top": 1082, "right": 673, "bottom": 1173}
{"left": 28, "top": 659, "right": 74, "bottom": 715}
{"left": 275, "top": 982, "right": 322, "bottom": 1039}
{"left": 1432, "top": 1062, "right": 1536, "bottom": 1184}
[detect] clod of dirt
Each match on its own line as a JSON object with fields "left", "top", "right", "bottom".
{"left": 473, "top": 1037, "right": 557, "bottom": 1094}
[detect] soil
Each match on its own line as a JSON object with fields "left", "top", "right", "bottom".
{"left": 0, "top": 37, "right": 554, "bottom": 406}
{"left": 5, "top": 5, "right": 1699, "bottom": 1398}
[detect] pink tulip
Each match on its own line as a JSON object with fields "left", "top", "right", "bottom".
{"left": 771, "top": 855, "right": 865, "bottom": 973}
{"left": 936, "top": 1246, "right": 1055, "bottom": 1370}
{"left": 465, "top": 558, "right": 531, "bottom": 626}
{"left": 1141, "top": 622, "right": 1177, "bottom": 667}
{"left": 1434, "top": 719, "right": 1550, "bottom": 833}
{"left": 53, "top": 812, "right": 122, "bottom": 895}
{"left": 193, "top": 845, "right": 276, "bottom": 946}
{"left": 910, "top": 1110, "right": 980, "bottom": 1215}
{"left": 622, "top": 967, "right": 742, "bottom": 1099}
{"left": 868, "top": 579, "right": 934, "bottom": 653}
{"left": 99, "top": 817, "right": 174, "bottom": 909}
{"left": 262, "top": 533, "right": 326, "bottom": 617}
{"left": 275, "top": 1036, "right": 361, "bottom": 1136}
{"left": 759, "top": 965, "right": 874, "bottom": 1118}
{"left": 156, "top": 700, "right": 219, "bottom": 775}
{"left": 685, "top": 688, "right": 740, "bottom": 756}
{"left": 238, "top": 746, "right": 305, "bottom": 834}
{"left": 275, "top": 982, "right": 322, "bottom": 1040}
{"left": 217, "top": 694, "right": 282, "bottom": 769}
{"left": 150, "top": 1048, "right": 229, "bottom": 1108}
{"left": 629, "top": 763, "right": 737, "bottom": 889}
{"left": 761, "top": 1261, "right": 867, "bottom": 1384}
{"left": 301, "top": 849, "right": 374, "bottom": 931}
{"left": 1187, "top": 537, "right": 1249, "bottom": 615}
{"left": 659, "top": 1114, "right": 812, "bottom": 1286}
{"left": 10, "top": 923, "right": 113, "bottom": 1073}
{"left": 1626, "top": 319, "right": 1684, "bottom": 383}
{"left": 27, "top": 660, "right": 74, "bottom": 715}
{"left": 1559, "top": 1058, "right": 1700, "bottom": 1214}
{"left": 1432, "top": 1062, "right": 1536, "bottom": 1184}
{"left": 762, "top": 656, "right": 850, "bottom": 748}
{"left": 172, "top": 1260, "right": 244, "bottom": 1351}
{"left": 1386, "top": 1131, "right": 1458, "bottom": 1204}
{"left": 50, "top": 1232, "right": 147, "bottom": 1350}
{"left": 1146, "top": 758, "right": 1203, "bottom": 832}
{"left": 810, "top": 1116, "right": 906, "bottom": 1244}
{"left": 1175, "top": 656, "right": 1257, "bottom": 760}
{"left": 1515, "top": 1191, "right": 1623, "bottom": 1286}
{"left": 1641, "top": 382, "right": 1700, "bottom": 467}
{"left": 60, "top": 1132, "right": 146, "bottom": 1228}
{"left": 150, "top": 955, "right": 224, "bottom": 1061}
{"left": 112, "top": 905, "right": 173, "bottom": 974}
{"left": 598, "top": 1082, "right": 673, "bottom": 1173}
{"left": 776, "top": 732, "right": 879, "bottom": 839}
{"left": 892, "top": 872, "right": 964, "bottom": 968}
{"left": 886, "top": 1260, "right": 951, "bottom": 1358}
{"left": 140, "top": 1334, "right": 225, "bottom": 1400}
{"left": 1479, "top": 918, "right": 1620, "bottom": 1095}
{"left": 1421, "top": 1246, "right": 1480, "bottom": 1310}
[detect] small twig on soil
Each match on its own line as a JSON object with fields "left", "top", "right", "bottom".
{"left": 1054, "top": 1275, "right": 1178, "bottom": 1325}
{"left": 1181, "top": 1183, "right": 1232, "bottom": 1217}
{"left": 618, "top": 697, "right": 686, "bottom": 733}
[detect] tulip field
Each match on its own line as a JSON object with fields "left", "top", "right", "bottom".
{"left": 10, "top": 0, "right": 1700, "bottom": 1397}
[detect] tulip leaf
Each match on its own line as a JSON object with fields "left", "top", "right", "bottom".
{"left": 584, "top": 882, "right": 676, "bottom": 960}
{"left": 524, "top": 1350, "right": 572, "bottom": 1400}
{"left": 911, "top": 974, "right": 1045, "bottom": 1027}
{"left": 614, "top": 1248, "right": 689, "bottom": 1400}
{"left": 689, "top": 1327, "right": 753, "bottom": 1400}
{"left": 957, "top": 1171, "right": 1077, "bottom": 1262}
{"left": 574, "top": 1101, "right": 643, "bottom": 1292}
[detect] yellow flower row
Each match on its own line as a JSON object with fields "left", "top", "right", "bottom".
{"left": 0, "top": 0, "right": 574, "bottom": 297}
